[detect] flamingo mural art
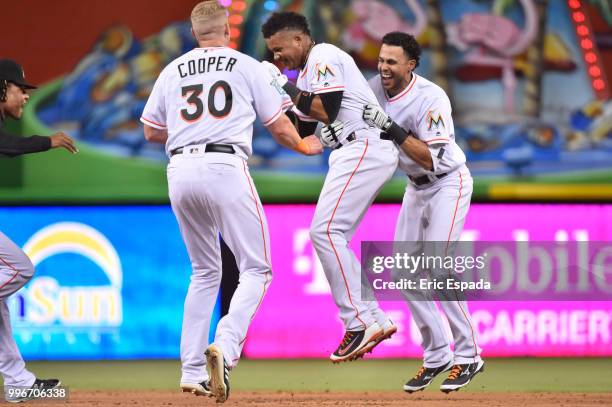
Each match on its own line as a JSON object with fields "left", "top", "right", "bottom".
{"left": 447, "top": 0, "right": 538, "bottom": 114}
{"left": 342, "top": 0, "right": 428, "bottom": 69}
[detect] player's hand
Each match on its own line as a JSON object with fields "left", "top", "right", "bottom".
{"left": 363, "top": 104, "right": 392, "bottom": 131}
{"left": 320, "top": 120, "right": 344, "bottom": 148}
{"left": 49, "top": 132, "right": 78, "bottom": 154}
{"left": 261, "top": 61, "right": 288, "bottom": 87}
{"left": 294, "top": 134, "right": 323, "bottom": 155}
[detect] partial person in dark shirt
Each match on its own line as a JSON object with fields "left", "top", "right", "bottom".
{"left": 0, "top": 59, "right": 75, "bottom": 402}
{"left": 0, "top": 59, "right": 77, "bottom": 156}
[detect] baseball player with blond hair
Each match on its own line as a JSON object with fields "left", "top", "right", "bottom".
{"left": 141, "top": 1, "right": 322, "bottom": 403}
{"left": 261, "top": 12, "right": 398, "bottom": 364}
{"left": 362, "top": 32, "right": 484, "bottom": 393}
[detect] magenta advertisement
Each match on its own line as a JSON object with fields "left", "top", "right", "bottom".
{"left": 243, "top": 204, "right": 612, "bottom": 358}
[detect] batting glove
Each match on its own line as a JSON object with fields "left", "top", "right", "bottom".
{"left": 363, "top": 104, "right": 393, "bottom": 131}
{"left": 320, "top": 120, "right": 344, "bottom": 148}
{"left": 261, "top": 61, "right": 288, "bottom": 87}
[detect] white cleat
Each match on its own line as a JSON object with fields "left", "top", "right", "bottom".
{"left": 205, "top": 344, "right": 230, "bottom": 403}
{"left": 180, "top": 381, "right": 212, "bottom": 397}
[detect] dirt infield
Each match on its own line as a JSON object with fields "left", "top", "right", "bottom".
{"left": 29, "top": 390, "right": 612, "bottom": 406}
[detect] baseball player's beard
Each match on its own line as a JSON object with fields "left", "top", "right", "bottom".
{"left": 282, "top": 58, "right": 294, "bottom": 70}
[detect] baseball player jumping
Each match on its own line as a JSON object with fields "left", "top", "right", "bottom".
{"left": 363, "top": 32, "right": 484, "bottom": 393}
{"left": 141, "top": 1, "right": 322, "bottom": 403}
{"left": 261, "top": 12, "right": 398, "bottom": 363}
{"left": 0, "top": 59, "right": 77, "bottom": 403}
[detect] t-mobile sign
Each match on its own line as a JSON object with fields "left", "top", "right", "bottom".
{"left": 243, "top": 204, "right": 612, "bottom": 358}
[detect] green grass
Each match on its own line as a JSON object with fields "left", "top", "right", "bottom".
{"left": 9, "top": 358, "right": 612, "bottom": 393}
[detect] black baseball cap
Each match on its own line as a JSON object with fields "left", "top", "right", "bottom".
{"left": 0, "top": 59, "right": 37, "bottom": 89}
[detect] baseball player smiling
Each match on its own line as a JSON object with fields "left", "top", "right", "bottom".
{"left": 364, "top": 32, "right": 484, "bottom": 393}
{"left": 262, "top": 12, "right": 398, "bottom": 363}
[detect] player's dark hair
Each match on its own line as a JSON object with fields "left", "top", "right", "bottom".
{"left": 382, "top": 32, "right": 421, "bottom": 68}
{"left": 261, "top": 12, "right": 311, "bottom": 38}
{"left": 0, "top": 80, "right": 7, "bottom": 102}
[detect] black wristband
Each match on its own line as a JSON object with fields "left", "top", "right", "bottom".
{"left": 282, "top": 82, "right": 300, "bottom": 99}
{"left": 387, "top": 121, "right": 409, "bottom": 145}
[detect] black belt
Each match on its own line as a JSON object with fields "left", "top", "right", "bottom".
{"left": 170, "top": 144, "right": 235, "bottom": 157}
{"left": 333, "top": 132, "right": 392, "bottom": 150}
{"left": 379, "top": 131, "right": 393, "bottom": 141}
{"left": 409, "top": 172, "right": 448, "bottom": 186}
{"left": 333, "top": 133, "right": 356, "bottom": 150}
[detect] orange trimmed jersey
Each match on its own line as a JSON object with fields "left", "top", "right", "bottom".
{"left": 141, "top": 47, "right": 285, "bottom": 159}
{"left": 369, "top": 73, "right": 466, "bottom": 176}
{"left": 295, "top": 43, "right": 383, "bottom": 141}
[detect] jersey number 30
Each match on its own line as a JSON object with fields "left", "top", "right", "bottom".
{"left": 181, "top": 80, "right": 233, "bottom": 122}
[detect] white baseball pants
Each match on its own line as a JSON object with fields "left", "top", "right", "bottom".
{"left": 0, "top": 232, "right": 36, "bottom": 388}
{"left": 168, "top": 149, "right": 272, "bottom": 384}
{"left": 310, "top": 138, "right": 399, "bottom": 331}
{"left": 395, "top": 165, "right": 482, "bottom": 367}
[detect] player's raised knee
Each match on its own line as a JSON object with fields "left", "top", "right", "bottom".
{"left": 16, "top": 252, "right": 36, "bottom": 282}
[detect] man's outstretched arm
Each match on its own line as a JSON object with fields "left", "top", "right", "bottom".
{"left": 0, "top": 128, "right": 77, "bottom": 157}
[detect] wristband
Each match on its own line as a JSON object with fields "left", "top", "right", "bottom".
{"left": 387, "top": 121, "right": 410, "bottom": 145}
{"left": 293, "top": 138, "right": 311, "bottom": 154}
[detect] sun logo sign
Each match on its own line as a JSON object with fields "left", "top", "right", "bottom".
{"left": 11, "top": 222, "right": 123, "bottom": 330}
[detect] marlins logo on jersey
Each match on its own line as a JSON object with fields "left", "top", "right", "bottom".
{"left": 426, "top": 110, "right": 445, "bottom": 131}
{"left": 315, "top": 62, "right": 335, "bottom": 81}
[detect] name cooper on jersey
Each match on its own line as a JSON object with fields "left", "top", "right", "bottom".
{"left": 178, "top": 56, "right": 238, "bottom": 78}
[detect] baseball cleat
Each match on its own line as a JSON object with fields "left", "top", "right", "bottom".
{"left": 5, "top": 378, "right": 61, "bottom": 403}
{"left": 439, "top": 360, "right": 485, "bottom": 393}
{"left": 330, "top": 323, "right": 382, "bottom": 363}
{"left": 403, "top": 360, "right": 453, "bottom": 393}
{"left": 205, "top": 344, "right": 230, "bottom": 403}
{"left": 369, "top": 320, "right": 398, "bottom": 352}
{"left": 352, "top": 319, "right": 397, "bottom": 361}
{"left": 180, "top": 381, "right": 212, "bottom": 397}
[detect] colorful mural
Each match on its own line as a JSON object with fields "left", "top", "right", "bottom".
{"left": 7, "top": 0, "right": 612, "bottom": 201}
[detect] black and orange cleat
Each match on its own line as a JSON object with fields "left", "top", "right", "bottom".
{"left": 440, "top": 360, "right": 485, "bottom": 393}
{"left": 403, "top": 360, "right": 453, "bottom": 393}
{"left": 329, "top": 323, "right": 382, "bottom": 363}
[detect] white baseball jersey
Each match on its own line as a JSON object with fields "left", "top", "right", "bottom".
{"left": 141, "top": 46, "right": 280, "bottom": 384}
{"left": 141, "top": 46, "right": 286, "bottom": 158}
{"left": 295, "top": 43, "right": 382, "bottom": 142}
{"left": 369, "top": 73, "right": 481, "bottom": 367}
{"left": 369, "top": 73, "right": 466, "bottom": 177}
{"left": 297, "top": 43, "right": 399, "bottom": 337}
